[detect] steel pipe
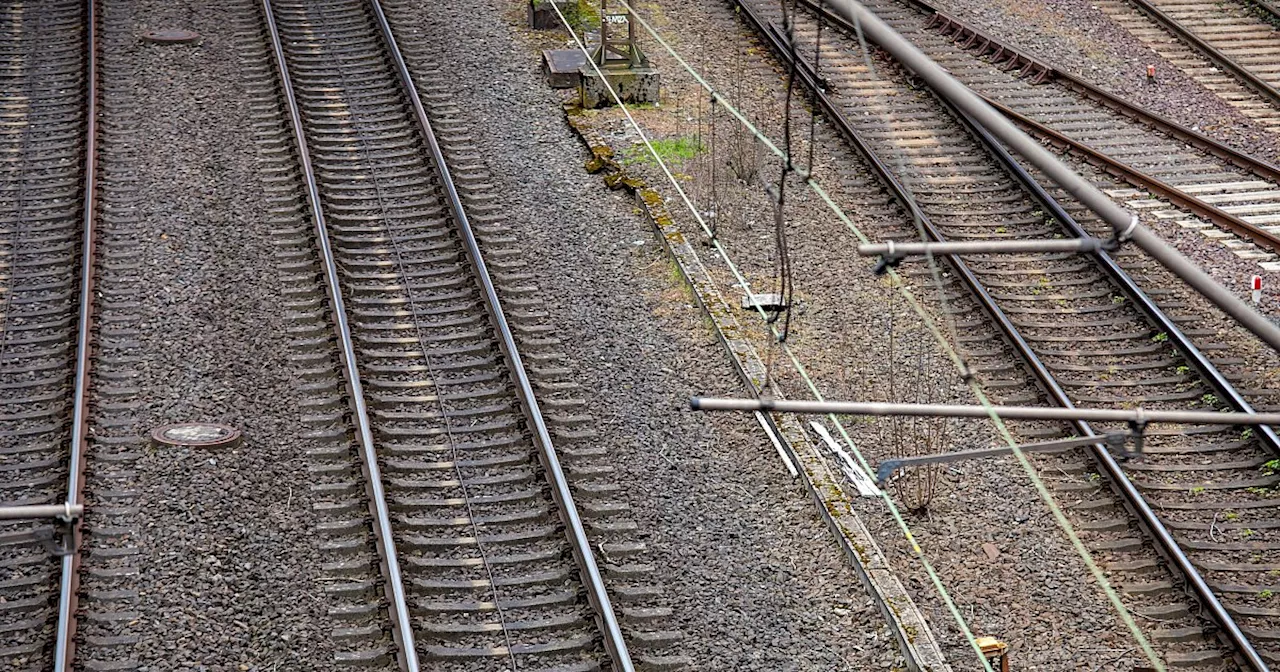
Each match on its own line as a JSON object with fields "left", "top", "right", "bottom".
{"left": 0, "top": 504, "right": 84, "bottom": 521}
{"left": 692, "top": 396, "right": 1280, "bottom": 426}
{"left": 875, "top": 435, "right": 1120, "bottom": 484}
{"left": 824, "top": 0, "right": 1280, "bottom": 355}
{"left": 858, "top": 238, "right": 1105, "bottom": 257}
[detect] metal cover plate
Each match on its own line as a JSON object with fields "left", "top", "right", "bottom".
{"left": 543, "top": 50, "right": 587, "bottom": 89}
{"left": 142, "top": 29, "right": 200, "bottom": 44}
{"left": 151, "top": 423, "right": 241, "bottom": 449}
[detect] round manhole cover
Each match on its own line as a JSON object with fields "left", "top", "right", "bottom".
{"left": 151, "top": 423, "right": 241, "bottom": 449}
{"left": 141, "top": 29, "right": 200, "bottom": 45}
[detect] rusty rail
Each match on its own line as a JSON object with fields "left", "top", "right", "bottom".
{"left": 1124, "top": 0, "right": 1280, "bottom": 110}
{"left": 798, "top": 0, "right": 1280, "bottom": 257}
{"left": 740, "top": 0, "right": 1274, "bottom": 668}
{"left": 53, "top": 0, "right": 100, "bottom": 668}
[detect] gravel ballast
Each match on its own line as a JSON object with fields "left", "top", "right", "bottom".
{"left": 500, "top": 0, "right": 1223, "bottom": 668}
{"left": 77, "top": 1, "right": 347, "bottom": 668}
{"left": 375, "top": 0, "right": 912, "bottom": 669}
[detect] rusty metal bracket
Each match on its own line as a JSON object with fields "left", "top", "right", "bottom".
{"left": 874, "top": 433, "right": 1134, "bottom": 485}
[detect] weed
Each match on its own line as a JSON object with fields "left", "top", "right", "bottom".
{"left": 994, "top": 226, "right": 1007, "bottom": 234}
{"left": 622, "top": 136, "right": 703, "bottom": 167}
{"left": 1265, "top": 459, "right": 1280, "bottom": 476}
{"left": 1226, "top": 511, "right": 1239, "bottom": 521}
{"left": 1242, "top": 528, "right": 1257, "bottom": 537}
{"left": 560, "top": 0, "right": 601, "bottom": 31}
{"left": 1262, "top": 589, "right": 1275, "bottom": 600}
{"left": 1151, "top": 332, "right": 1168, "bottom": 343}
{"left": 1201, "top": 393, "right": 1218, "bottom": 407}
{"left": 1175, "top": 365, "right": 1190, "bottom": 376}
{"left": 1244, "top": 428, "right": 1256, "bottom": 441}
{"left": 1112, "top": 295, "right": 1126, "bottom": 305}
{"left": 1192, "top": 486, "right": 1206, "bottom": 495}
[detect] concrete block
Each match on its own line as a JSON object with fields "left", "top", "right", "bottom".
{"left": 542, "top": 49, "right": 585, "bottom": 89}
{"left": 579, "top": 66, "right": 660, "bottom": 109}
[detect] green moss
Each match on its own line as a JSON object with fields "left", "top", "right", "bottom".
{"left": 562, "top": 0, "right": 601, "bottom": 31}
{"left": 621, "top": 136, "right": 704, "bottom": 166}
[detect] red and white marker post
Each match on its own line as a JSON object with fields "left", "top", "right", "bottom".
{"left": 1253, "top": 275, "right": 1263, "bottom": 305}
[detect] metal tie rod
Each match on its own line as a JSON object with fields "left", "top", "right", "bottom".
{"left": 875, "top": 435, "right": 1122, "bottom": 484}
{"left": 0, "top": 504, "right": 84, "bottom": 521}
{"left": 858, "top": 237, "right": 1107, "bottom": 257}
{"left": 691, "top": 396, "right": 1280, "bottom": 426}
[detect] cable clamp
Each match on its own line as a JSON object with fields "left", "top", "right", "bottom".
{"left": 873, "top": 240, "right": 905, "bottom": 275}
{"left": 1124, "top": 407, "right": 1148, "bottom": 460}
{"left": 1119, "top": 214, "right": 1139, "bottom": 243}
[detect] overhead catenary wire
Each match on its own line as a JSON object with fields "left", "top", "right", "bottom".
{"left": 590, "top": 1, "right": 1167, "bottom": 668}
{"left": 818, "top": 0, "right": 1280, "bottom": 356}
{"left": 548, "top": 5, "right": 993, "bottom": 671}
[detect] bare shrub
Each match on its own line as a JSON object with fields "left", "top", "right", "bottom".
{"left": 876, "top": 287, "right": 955, "bottom": 513}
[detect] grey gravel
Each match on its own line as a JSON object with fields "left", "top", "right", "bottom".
{"left": 378, "top": 0, "right": 909, "bottom": 669}
{"left": 926, "top": 0, "right": 1280, "bottom": 163}
{"left": 537, "top": 0, "right": 1188, "bottom": 667}
{"left": 78, "top": 0, "right": 344, "bottom": 668}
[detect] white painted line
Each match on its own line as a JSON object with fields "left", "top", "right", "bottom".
{"left": 756, "top": 411, "right": 798, "bottom": 478}
{"left": 810, "top": 421, "right": 882, "bottom": 498}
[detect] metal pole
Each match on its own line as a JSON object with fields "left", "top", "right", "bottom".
{"left": 875, "top": 435, "right": 1119, "bottom": 484}
{"left": 823, "top": 0, "right": 1280, "bottom": 354}
{"left": 0, "top": 504, "right": 84, "bottom": 521}
{"left": 691, "top": 396, "right": 1280, "bottom": 426}
{"left": 858, "top": 238, "right": 1105, "bottom": 257}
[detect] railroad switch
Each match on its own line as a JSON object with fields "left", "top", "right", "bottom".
{"left": 977, "top": 637, "right": 1010, "bottom": 672}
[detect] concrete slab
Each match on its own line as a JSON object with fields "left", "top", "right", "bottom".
{"left": 742, "top": 293, "right": 785, "bottom": 311}
{"left": 580, "top": 65, "right": 661, "bottom": 108}
{"left": 543, "top": 49, "right": 585, "bottom": 89}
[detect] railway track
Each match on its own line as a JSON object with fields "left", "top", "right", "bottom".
{"left": 1094, "top": 0, "right": 1280, "bottom": 131}
{"left": 251, "top": 0, "right": 676, "bottom": 668}
{"left": 801, "top": 0, "right": 1280, "bottom": 274}
{"left": 728, "top": 0, "right": 1280, "bottom": 667}
{"left": 0, "top": 0, "right": 96, "bottom": 669}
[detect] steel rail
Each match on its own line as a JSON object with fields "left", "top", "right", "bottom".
{"left": 1123, "top": 0, "right": 1280, "bottom": 110}
{"left": 693, "top": 397, "right": 1280, "bottom": 425}
{"left": 258, "top": 2, "right": 421, "bottom": 668}
{"left": 916, "top": 6, "right": 1280, "bottom": 183}
{"left": 1250, "top": 0, "right": 1280, "bottom": 21}
{"left": 800, "top": 0, "right": 1280, "bottom": 255}
{"left": 799, "top": 0, "right": 1280, "bottom": 458}
{"left": 738, "top": 1, "right": 1271, "bottom": 669}
{"left": 53, "top": 0, "right": 99, "bottom": 667}
{"left": 364, "top": 2, "right": 635, "bottom": 669}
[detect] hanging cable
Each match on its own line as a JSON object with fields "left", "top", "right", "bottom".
{"left": 805, "top": 0, "right": 825, "bottom": 176}
{"left": 709, "top": 96, "right": 719, "bottom": 239}
{"left": 552, "top": 3, "right": 1167, "bottom": 669}
{"left": 768, "top": 0, "right": 800, "bottom": 339}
